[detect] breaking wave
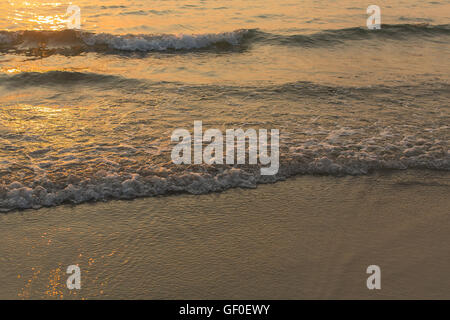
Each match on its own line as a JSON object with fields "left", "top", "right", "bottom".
{"left": 1, "top": 136, "right": 448, "bottom": 212}
{"left": 0, "top": 24, "right": 449, "bottom": 55}
{"left": 0, "top": 29, "right": 252, "bottom": 53}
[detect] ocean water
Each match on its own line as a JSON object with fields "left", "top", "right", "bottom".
{"left": 0, "top": 0, "right": 449, "bottom": 211}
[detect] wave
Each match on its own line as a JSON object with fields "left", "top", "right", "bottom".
{"left": 0, "top": 29, "right": 252, "bottom": 54}
{"left": 3, "top": 69, "right": 449, "bottom": 90}
{"left": 1, "top": 158, "right": 448, "bottom": 213}
{"left": 0, "top": 71, "right": 143, "bottom": 88}
{"left": 0, "top": 24, "right": 449, "bottom": 55}
{"left": 1, "top": 132, "right": 449, "bottom": 212}
{"left": 257, "top": 23, "right": 450, "bottom": 47}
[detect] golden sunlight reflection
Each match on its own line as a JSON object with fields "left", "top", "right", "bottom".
{"left": 3, "top": 104, "right": 66, "bottom": 141}
{"left": 28, "top": 105, "right": 64, "bottom": 114}
{"left": 7, "top": 1, "right": 68, "bottom": 30}
{"left": 5, "top": 68, "right": 21, "bottom": 74}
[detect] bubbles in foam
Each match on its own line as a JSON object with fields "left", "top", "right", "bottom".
{"left": 81, "top": 30, "right": 250, "bottom": 51}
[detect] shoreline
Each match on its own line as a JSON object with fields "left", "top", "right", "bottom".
{"left": 2, "top": 166, "right": 449, "bottom": 214}
{"left": 1, "top": 170, "right": 449, "bottom": 299}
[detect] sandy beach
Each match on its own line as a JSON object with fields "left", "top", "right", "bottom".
{"left": 1, "top": 170, "right": 449, "bottom": 300}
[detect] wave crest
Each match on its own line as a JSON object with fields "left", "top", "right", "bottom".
{"left": 0, "top": 29, "right": 252, "bottom": 53}
{"left": 81, "top": 30, "right": 250, "bottom": 51}
{"left": 1, "top": 24, "right": 449, "bottom": 54}
{"left": 258, "top": 23, "right": 450, "bottom": 47}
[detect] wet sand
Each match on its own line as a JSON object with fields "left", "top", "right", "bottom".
{"left": 0, "top": 170, "right": 449, "bottom": 299}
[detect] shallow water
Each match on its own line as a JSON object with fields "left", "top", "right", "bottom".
{"left": 0, "top": 171, "right": 449, "bottom": 299}
{"left": 0, "top": 1, "right": 449, "bottom": 211}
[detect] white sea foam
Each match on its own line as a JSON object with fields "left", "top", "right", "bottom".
{"left": 80, "top": 30, "right": 249, "bottom": 51}
{"left": 1, "top": 137, "right": 448, "bottom": 212}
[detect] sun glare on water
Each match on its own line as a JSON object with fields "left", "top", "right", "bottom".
{"left": 7, "top": 1, "right": 68, "bottom": 30}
